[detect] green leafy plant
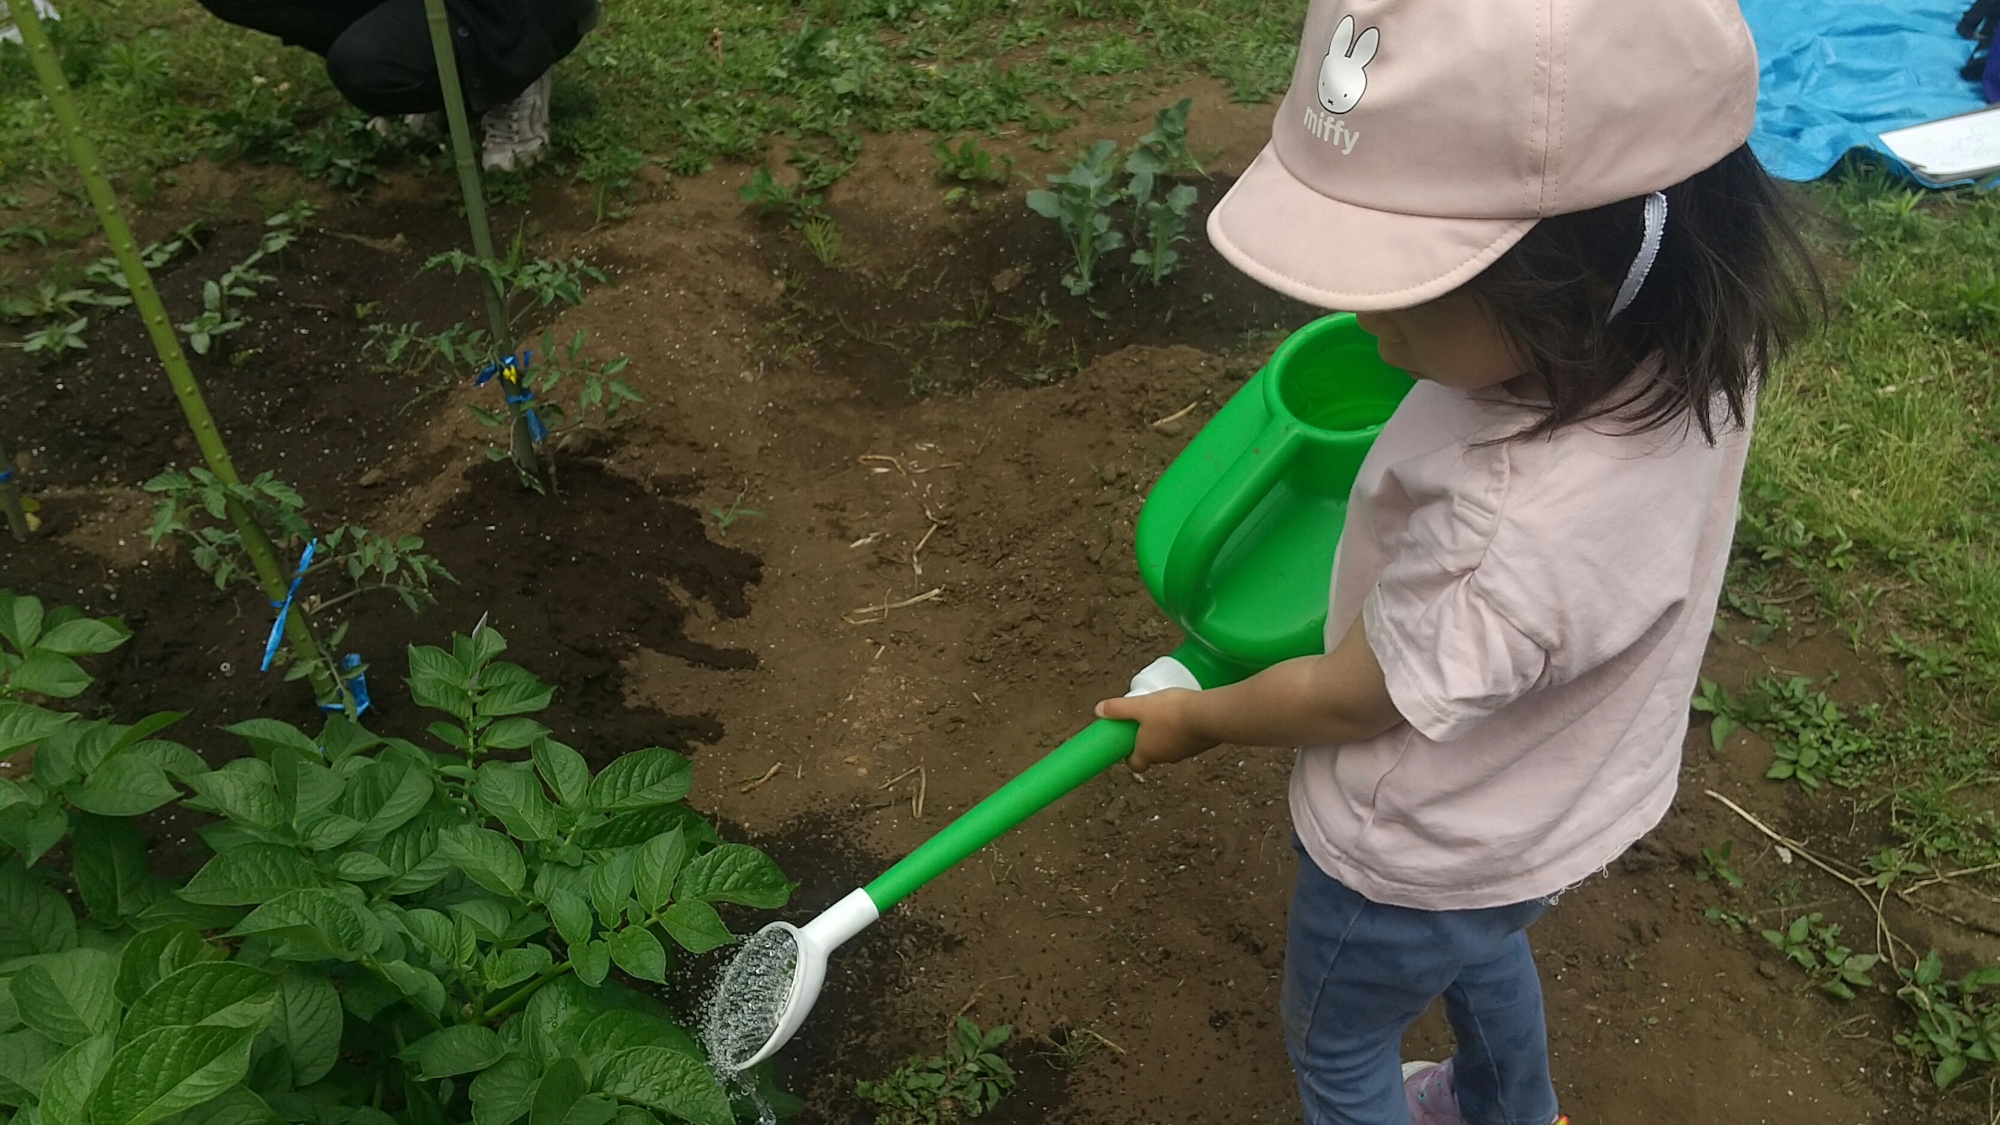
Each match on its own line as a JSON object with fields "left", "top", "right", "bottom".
{"left": 140, "top": 468, "right": 451, "bottom": 695}
{"left": 1128, "top": 182, "right": 1196, "bottom": 287}
{"left": 1026, "top": 140, "right": 1124, "bottom": 297}
{"left": 933, "top": 136, "right": 1012, "bottom": 207}
{"left": 856, "top": 1018, "right": 1016, "bottom": 1125}
{"left": 1030, "top": 101, "right": 1203, "bottom": 294}
{"left": 739, "top": 167, "right": 824, "bottom": 227}
{"left": 364, "top": 320, "right": 496, "bottom": 383}
{"left": 12, "top": 316, "right": 89, "bottom": 358}
{"left": 1131, "top": 97, "right": 1202, "bottom": 179}
{"left": 1696, "top": 839, "right": 1745, "bottom": 889}
{"left": 1689, "top": 676, "right": 1874, "bottom": 789}
{"left": 574, "top": 140, "right": 648, "bottom": 223}
{"left": 0, "top": 279, "right": 129, "bottom": 323}
{"left": 1897, "top": 950, "right": 2000, "bottom": 1089}
{"left": 176, "top": 213, "right": 302, "bottom": 357}
{"left": 1760, "top": 912, "right": 1880, "bottom": 1000}
{"left": 0, "top": 590, "right": 130, "bottom": 704}
{"left": 142, "top": 468, "right": 450, "bottom": 607}
{"left": 0, "top": 615, "right": 797, "bottom": 1125}
{"left": 467, "top": 329, "right": 642, "bottom": 456}
{"left": 802, "top": 216, "right": 842, "bottom": 267}
{"left": 709, "top": 491, "right": 762, "bottom": 536}
{"left": 422, "top": 239, "right": 607, "bottom": 331}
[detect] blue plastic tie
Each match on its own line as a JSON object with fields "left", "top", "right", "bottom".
{"left": 0, "top": 467, "right": 13, "bottom": 484}
{"left": 475, "top": 352, "right": 547, "bottom": 446}
{"left": 320, "top": 652, "right": 372, "bottom": 716}
{"left": 260, "top": 539, "right": 316, "bottom": 673}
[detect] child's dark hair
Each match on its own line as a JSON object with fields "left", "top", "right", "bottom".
{"left": 1465, "top": 144, "right": 1821, "bottom": 442}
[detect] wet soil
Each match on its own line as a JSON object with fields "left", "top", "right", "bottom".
{"left": 0, "top": 84, "right": 1990, "bottom": 1125}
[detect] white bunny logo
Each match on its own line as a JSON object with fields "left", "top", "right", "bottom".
{"left": 1317, "top": 14, "right": 1379, "bottom": 115}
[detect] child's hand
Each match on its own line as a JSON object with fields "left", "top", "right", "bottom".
{"left": 1095, "top": 689, "right": 1218, "bottom": 774}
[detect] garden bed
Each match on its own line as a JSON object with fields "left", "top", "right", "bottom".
{"left": 2, "top": 95, "right": 1992, "bottom": 1125}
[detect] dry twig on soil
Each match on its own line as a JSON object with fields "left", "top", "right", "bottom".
{"left": 739, "top": 762, "right": 784, "bottom": 793}
{"left": 843, "top": 587, "right": 943, "bottom": 624}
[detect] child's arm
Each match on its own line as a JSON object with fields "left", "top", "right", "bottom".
{"left": 1094, "top": 620, "right": 1404, "bottom": 772}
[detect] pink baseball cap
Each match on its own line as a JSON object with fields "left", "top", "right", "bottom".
{"left": 1208, "top": 0, "right": 1759, "bottom": 311}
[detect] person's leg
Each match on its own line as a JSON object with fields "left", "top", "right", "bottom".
{"left": 322, "top": 0, "right": 441, "bottom": 117}
{"left": 1439, "top": 928, "right": 1560, "bottom": 1125}
{"left": 195, "top": 0, "right": 380, "bottom": 57}
{"left": 1285, "top": 843, "right": 1466, "bottom": 1125}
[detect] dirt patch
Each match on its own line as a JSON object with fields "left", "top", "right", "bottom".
{"left": 344, "top": 459, "right": 763, "bottom": 759}
{"left": 0, "top": 204, "right": 483, "bottom": 510}
{"left": 764, "top": 177, "right": 1316, "bottom": 403}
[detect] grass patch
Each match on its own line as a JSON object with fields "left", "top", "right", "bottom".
{"left": 1729, "top": 163, "right": 2000, "bottom": 872}
{"left": 0, "top": 0, "right": 1307, "bottom": 208}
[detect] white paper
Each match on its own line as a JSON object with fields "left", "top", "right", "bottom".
{"left": 1881, "top": 106, "right": 2000, "bottom": 179}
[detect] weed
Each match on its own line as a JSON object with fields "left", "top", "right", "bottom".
{"left": 1884, "top": 631, "right": 1964, "bottom": 684}
{"left": 1702, "top": 906, "right": 1757, "bottom": 934}
{"left": 934, "top": 135, "right": 1013, "bottom": 207}
{"left": 1038, "top": 1022, "right": 1116, "bottom": 1070}
{"left": 11, "top": 314, "right": 86, "bottom": 358}
{"left": 1002, "top": 301, "right": 1060, "bottom": 345}
{"left": 856, "top": 1017, "right": 1016, "bottom": 1125}
{"left": 740, "top": 166, "right": 825, "bottom": 226}
{"left": 1761, "top": 912, "right": 1880, "bottom": 1000}
{"left": 1690, "top": 676, "right": 1875, "bottom": 789}
{"left": 1697, "top": 839, "right": 1746, "bottom": 889}
{"left": 1026, "top": 139, "right": 1124, "bottom": 296}
{"left": 0, "top": 222, "right": 45, "bottom": 249}
{"left": 803, "top": 215, "right": 843, "bottom": 266}
{"left": 1896, "top": 950, "right": 2000, "bottom": 1089}
{"left": 574, "top": 138, "right": 647, "bottom": 223}
{"left": 710, "top": 489, "right": 764, "bottom": 535}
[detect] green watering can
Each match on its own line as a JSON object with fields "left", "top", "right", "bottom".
{"left": 708, "top": 315, "right": 1413, "bottom": 1069}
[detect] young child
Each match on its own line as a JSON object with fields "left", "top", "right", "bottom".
{"left": 1096, "top": 2, "right": 1816, "bottom": 1123}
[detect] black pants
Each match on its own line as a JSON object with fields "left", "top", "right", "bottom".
{"left": 198, "top": 0, "right": 581, "bottom": 115}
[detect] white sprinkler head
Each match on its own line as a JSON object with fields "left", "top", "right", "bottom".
{"left": 728, "top": 887, "right": 879, "bottom": 1071}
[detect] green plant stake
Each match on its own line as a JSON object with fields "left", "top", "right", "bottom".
{"left": 420, "top": 0, "right": 547, "bottom": 487}
{"left": 10, "top": 4, "right": 337, "bottom": 702}
{"left": 712, "top": 315, "right": 1416, "bottom": 1071}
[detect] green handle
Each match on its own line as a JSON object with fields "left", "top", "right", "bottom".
{"left": 1161, "top": 417, "right": 1303, "bottom": 625}
{"left": 863, "top": 718, "right": 1138, "bottom": 910}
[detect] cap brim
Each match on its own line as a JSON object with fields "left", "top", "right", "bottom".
{"left": 1208, "top": 143, "right": 1538, "bottom": 312}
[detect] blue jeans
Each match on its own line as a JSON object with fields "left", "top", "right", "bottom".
{"left": 1283, "top": 839, "right": 1560, "bottom": 1125}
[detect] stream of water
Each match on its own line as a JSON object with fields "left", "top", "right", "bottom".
{"left": 701, "top": 926, "right": 801, "bottom": 1125}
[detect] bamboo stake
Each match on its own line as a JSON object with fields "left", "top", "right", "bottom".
{"left": 0, "top": 431, "right": 27, "bottom": 542}
{"left": 12, "top": 5, "right": 336, "bottom": 700}
{"left": 419, "top": 0, "right": 547, "bottom": 487}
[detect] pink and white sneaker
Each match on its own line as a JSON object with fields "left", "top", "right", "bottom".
{"left": 1402, "top": 1059, "right": 1466, "bottom": 1125}
{"left": 1401, "top": 1060, "right": 1570, "bottom": 1125}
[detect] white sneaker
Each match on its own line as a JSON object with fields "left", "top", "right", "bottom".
{"left": 480, "top": 73, "right": 551, "bottom": 173}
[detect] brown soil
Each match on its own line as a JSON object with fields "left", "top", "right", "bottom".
{"left": 1, "top": 85, "right": 1989, "bottom": 1124}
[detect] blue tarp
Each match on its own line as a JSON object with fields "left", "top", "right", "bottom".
{"left": 1743, "top": 0, "right": 1986, "bottom": 182}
